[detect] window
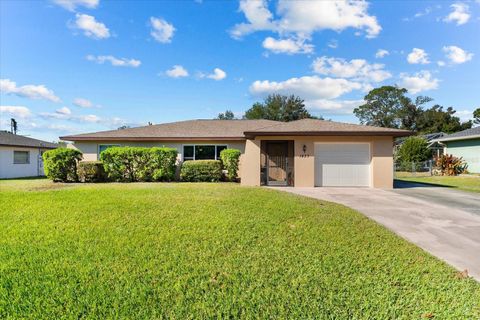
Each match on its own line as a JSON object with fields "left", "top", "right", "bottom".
{"left": 13, "top": 151, "right": 29, "bottom": 164}
{"left": 98, "top": 144, "right": 120, "bottom": 159}
{"left": 182, "top": 145, "right": 228, "bottom": 161}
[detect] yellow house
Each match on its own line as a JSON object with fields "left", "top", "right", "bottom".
{"left": 60, "top": 119, "right": 410, "bottom": 188}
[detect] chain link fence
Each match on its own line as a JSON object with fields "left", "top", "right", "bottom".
{"left": 394, "top": 160, "right": 434, "bottom": 178}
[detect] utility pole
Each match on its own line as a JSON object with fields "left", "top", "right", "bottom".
{"left": 10, "top": 118, "right": 17, "bottom": 134}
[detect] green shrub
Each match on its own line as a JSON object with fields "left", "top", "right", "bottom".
{"left": 77, "top": 161, "right": 106, "bottom": 182}
{"left": 398, "top": 136, "right": 432, "bottom": 163}
{"left": 180, "top": 160, "right": 222, "bottom": 182}
{"left": 100, "top": 146, "right": 178, "bottom": 182}
{"left": 220, "top": 148, "right": 241, "bottom": 181}
{"left": 43, "top": 148, "right": 82, "bottom": 182}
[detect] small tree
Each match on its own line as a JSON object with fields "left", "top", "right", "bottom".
{"left": 220, "top": 148, "right": 241, "bottom": 181}
{"left": 216, "top": 110, "right": 236, "bottom": 120}
{"left": 43, "top": 148, "right": 82, "bottom": 182}
{"left": 398, "top": 136, "right": 432, "bottom": 164}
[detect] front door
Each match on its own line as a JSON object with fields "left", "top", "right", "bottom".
{"left": 267, "top": 142, "right": 288, "bottom": 186}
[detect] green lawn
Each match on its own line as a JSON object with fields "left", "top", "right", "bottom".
{"left": 396, "top": 174, "right": 480, "bottom": 193}
{"left": 1, "top": 180, "right": 479, "bottom": 319}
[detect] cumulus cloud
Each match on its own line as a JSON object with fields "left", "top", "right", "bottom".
{"left": 307, "top": 99, "right": 364, "bottom": 115}
{"left": 231, "top": 0, "right": 381, "bottom": 40}
{"left": 0, "top": 79, "right": 61, "bottom": 102}
{"left": 73, "top": 97, "right": 98, "bottom": 108}
{"left": 312, "top": 56, "right": 391, "bottom": 82}
{"left": 165, "top": 65, "right": 189, "bottom": 78}
{"left": 443, "top": 45, "right": 473, "bottom": 64}
{"left": 375, "top": 49, "right": 389, "bottom": 58}
{"left": 262, "top": 36, "right": 314, "bottom": 54}
{"left": 74, "top": 13, "right": 110, "bottom": 39}
{"left": 399, "top": 71, "right": 439, "bottom": 94}
{"left": 52, "top": 0, "right": 99, "bottom": 11}
{"left": 150, "top": 17, "right": 175, "bottom": 43}
{"left": 444, "top": 3, "right": 470, "bottom": 25}
{"left": 250, "top": 76, "right": 362, "bottom": 100}
{"left": 86, "top": 55, "right": 141, "bottom": 67}
{"left": 199, "top": 68, "right": 227, "bottom": 81}
{"left": 0, "top": 106, "right": 33, "bottom": 118}
{"left": 407, "top": 48, "right": 430, "bottom": 64}
{"left": 56, "top": 107, "right": 72, "bottom": 115}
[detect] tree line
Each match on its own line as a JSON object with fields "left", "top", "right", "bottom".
{"left": 217, "top": 86, "right": 479, "bottom": 134}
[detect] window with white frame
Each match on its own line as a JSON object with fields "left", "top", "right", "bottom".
{"left": 183, "top": 145, "right": 227, "bottom": 161}
{"left": 98, "top": 144, "right": 120, "bottom": 159}
{"left": 13, "top": 151, "right": 30, "bottom": 164}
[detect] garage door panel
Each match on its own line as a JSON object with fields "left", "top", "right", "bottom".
{"left": 315, "top": 143, "right": 371, "bottom": 187}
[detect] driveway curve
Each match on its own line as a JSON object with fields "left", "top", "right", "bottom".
{"left": 275, "top": 183, "right": 480, "bottom": 281}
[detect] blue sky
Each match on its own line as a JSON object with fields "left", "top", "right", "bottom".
{"left": 1, "top": 0, "right": 479, "bottom": 141}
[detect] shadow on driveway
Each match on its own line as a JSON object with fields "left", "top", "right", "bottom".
{"left": 394, "top": 179, "right": 453, "bottom": 189}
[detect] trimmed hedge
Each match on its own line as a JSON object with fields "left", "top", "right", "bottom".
{"left": 220, "top": 148, "right": 241, "bottom": 181}
{"left": 100, "top": 147, "right": 177, "bottom": 182}
{"left": 180, "top": 160, "right": 222, "bottom": 182}
{"left": 43, "top": 148, "right": 83, "bottom": 182}
{"left": 77, "top": 161, "right": 106, "bottom": 182}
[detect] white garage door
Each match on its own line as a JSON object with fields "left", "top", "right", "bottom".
{"left": 314, "top": 143, "right": 371, "bottom": 187}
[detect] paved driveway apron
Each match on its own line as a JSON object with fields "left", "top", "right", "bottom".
{"left": 275, "top": 183, "right": 480, "bottom": 281}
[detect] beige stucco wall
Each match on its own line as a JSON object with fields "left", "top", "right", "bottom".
{"left": 241, "top": 136, "right": 394, "bottom": 189}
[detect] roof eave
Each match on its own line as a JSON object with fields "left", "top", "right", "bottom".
{"left": 434, "top": 134, "right": 480, "bottom": 143}
{"left": 0, "top": 143, "right": 57, "bottom": 149}
{"left": 244, "top": 130, "right": 413, "bottom": 139}
{"left": 59, "top": 136, "right": 247, "bottom": 142}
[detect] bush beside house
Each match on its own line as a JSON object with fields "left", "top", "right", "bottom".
{"left": 396, "top": 136, "right": 432, "bottom": 171}
{"left": 77, "top": 161, "right": 106, "bottom": 182}
{"left": 220, "top": 148, "right": 241, "bottom": 181}
{"left": 43, "top": 148, "right": 83, "bottom": 182}
{"left": 180, "top": 160, "right": 223, "bottom": 182}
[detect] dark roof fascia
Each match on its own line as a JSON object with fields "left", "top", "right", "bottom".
{"left": 244, "top": 130, "right": 413, "bottom": 138}
{"left": 0, "top": 143, "right": 57, "bottom": 149}
{"left": 59, "top": 136, "right": 247, "bottom": 142}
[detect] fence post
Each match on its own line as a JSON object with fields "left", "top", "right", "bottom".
{"left": 412, "top": 161, "right": 416, "bottom": 177}
{"left": 429, "top": 159, "right": 433, "bottom": 176}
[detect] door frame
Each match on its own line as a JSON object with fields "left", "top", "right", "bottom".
{"left": 314, "top": 142, "right": 372, "bottom": 187}
{"left": 266, "top": 141, "right": 289, "bottom": 186}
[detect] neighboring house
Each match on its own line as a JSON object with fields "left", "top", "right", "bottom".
{"left": 0, "top": 131, "right": 58, "bottom": 179}
{"left": 434, "top": 126, "right": 480, "bottom": 173}
{"left": 395, "top": 132, "right": 446, "bottom": 158}
{"left": 60, "top": 119, "right": 410, "bottom": 188}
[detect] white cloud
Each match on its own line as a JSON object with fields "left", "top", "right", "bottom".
{"left": 399, "top": 71, "right": 439, "bottom": 94}
{"left": 0, "top": 106, "right": 32, "bottom": 118}
{"left": 56, "top": 107, "right": 72, "bottom": 115}
{"left": 0, "top": 79, "right": 61, "bottom": 102}
{"left": 52, "top": 0, "right": 99, "bottom": 11}
{"left": 437, "top": 60, "right": 446, "bottom": 67}
{"left": 165, "top": 65, "right": 189, "bottom": 78}
{"left": 86, "top": 55, "right": 141, "bottom": 67}
{"left": 444, "top": 3, "right": 470, "bottom": 25}
{"left": 306, "top": 99, "right": 364, "bottom": 114}
{"left": 150, "top": 17, "right": 175, "bottom": 43}
{"left": 73, "top": 97, "right": 96, "bottom": 108}
{"left": 375, "top": 49, "right": 389, "bottom": 58}
{"left": 200, "top": 68, "right": 227, "bottom": 81}
{"left": 79, "top": 114, "right": 101, "bottom": 123}
{"left": 327, "top": 39, "right": 338, "bottom": 49}
{"left": 231, "top": 0, "right": 381, "bottom": 40}
{"left": 262, "top": 36, "right": 314, "bottom": 54}
{"left": 312, "top": 56, "right": 391, "bottom": 82}
{"left": 442, "top": 45, "right": 473, "bottom": 64}
{"left": 407, "top": 48, "right": 430, "bottom": 64}
{"left": 250, "top": 76, "right": 362, "bottom": 100}
{"left": 74, "top": 13, "right": 110, "bottom": 39}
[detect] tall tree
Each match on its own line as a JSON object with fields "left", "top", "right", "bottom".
{"left": 474, "top": 107, "right": 480, "bottom": 124}
{"left": 353, "top": 86, "right": 411, "bottom": 128}
{"left": 244, "top": 94, "right": 319, "bottom": 121}
{"left": 216, "top": 110, "right": 236, "bottom": 120}
{"left": 416, "top": 105, "right": 472, "bottom": 134}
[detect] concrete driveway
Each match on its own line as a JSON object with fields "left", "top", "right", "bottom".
{"left": 275, "top": 182, "right": 480, "bottom": 281}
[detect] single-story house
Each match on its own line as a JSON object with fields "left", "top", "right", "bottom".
{"left": 434, "top": 126, "right": 480, "bottom": 173}
{"left": 395, "top": 132, "right": 446, "bottom": 158}
{"left": 0, "top": 131, "right": 58, "bottom": 179}
{"left": 60, "top": 119, "right": 410, "bottom": 188}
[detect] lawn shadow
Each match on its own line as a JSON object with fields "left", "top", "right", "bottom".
{"left": 394, "top": 179, "right": 454, "bottom": 189}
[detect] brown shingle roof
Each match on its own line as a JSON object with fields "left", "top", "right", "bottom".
{"left": 245, "top": 118, "right": 411, "bottom": 137}
{"left": 60, "top": 119, "right": 411, "bottom": 141}
{"left": 60, "top": 120, "right": 279, "bottom": 141}
{"left": 0, "top": 131, "right": 58, "bottom": 149}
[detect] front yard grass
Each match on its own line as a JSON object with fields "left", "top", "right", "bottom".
{"left": 1, "top": 180, "right": 479, "bottom": 318}
{"left": 396, "top": 174, "right": 480, "bottom": 193}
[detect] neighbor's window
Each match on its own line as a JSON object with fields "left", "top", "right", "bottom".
{"left": 98, "top": 144, "right": 120, "bottom": 159}
{"left": 183, "top": 145, "right": 227, "bottom": 161}
{"left": 13, "top": 151, "right": 30, "bottom": 164}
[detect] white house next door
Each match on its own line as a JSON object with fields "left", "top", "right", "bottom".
{"left": 314, "top": 143, "right": 371, "bottom": 187}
